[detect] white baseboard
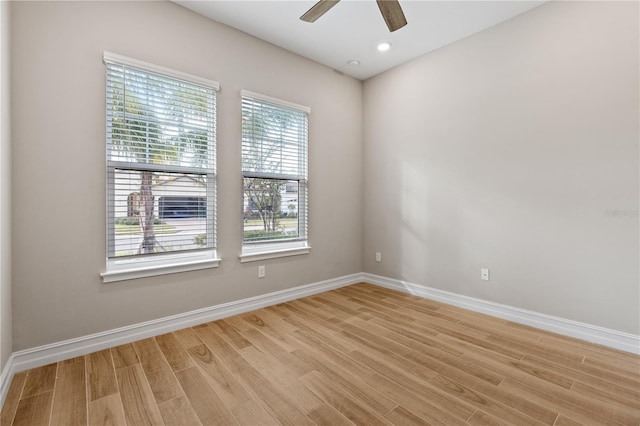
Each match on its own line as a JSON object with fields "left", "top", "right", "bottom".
{"left": 2, "top": 272, "right": 638, "bottom": 408}
{"left": 363, "top": 273, "right": 640, "bottom": 355}
{"left": 0, "top": 353, "right": 16, "bottom": 410}
{"left": 0, "top": 273, "right": 362, "bottom": 407}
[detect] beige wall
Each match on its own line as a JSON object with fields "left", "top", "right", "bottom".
{"left": 1, "top": 0, "right": 12, "bottom": 369}
{"left": 10, "top": 1, "right": 363, "bottom": 350}
{"left": 8, "top": 0, "right": 639, "bottom": 354}
{"left": 363, "top": 1, "right": 639, "bottom": 334}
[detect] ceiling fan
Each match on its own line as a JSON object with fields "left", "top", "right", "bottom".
{"left": 300, "top": 0, "right": 407, "bottom": 32}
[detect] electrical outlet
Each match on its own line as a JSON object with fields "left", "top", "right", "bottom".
{"left": 481, "top": 268, "right": 490, "bottom": 281}
{"left": 375, "top": 252, "right": 382, "bottom": 262}
{"left": 258, "top": 265, "right": 266, "bottom": 278}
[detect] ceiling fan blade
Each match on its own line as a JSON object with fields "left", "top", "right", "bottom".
{"left": 376, "top": 0, "right": 407, "bottom": 32}
{"left": 300, "top": 0, "right": 341, "bottom": 23}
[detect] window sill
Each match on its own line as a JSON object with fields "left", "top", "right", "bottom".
{"left": 101, "top": 251, "right": 220, "bottom": 283}
{"left": 239, "top": 243, "right": 310, "bottom": 263}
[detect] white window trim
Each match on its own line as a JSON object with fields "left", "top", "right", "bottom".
{"left": 102, "top": 52, "right": 220, "bottom": 283}
{"left": 101, "top": 250, "right": 221, "bottom": 283}
{"left": 239, "top": 241, "right": 310, "bottom": 263}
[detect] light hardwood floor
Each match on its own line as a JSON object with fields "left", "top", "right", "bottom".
{"left": 1, "top": 283, "right": 639, "bottom": 425}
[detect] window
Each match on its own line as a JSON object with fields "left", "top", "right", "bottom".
{"left": 101, "top": 52, "right": 220, "bottom": 282}
{"left": 240, "top": 91, "right": 310, "bottom": 262}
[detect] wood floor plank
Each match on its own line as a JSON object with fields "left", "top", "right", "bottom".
{"left": 439, "top": 306, "right": 509, "bottom": 327}
{"left": 487, "top": 334, "right": 584, "bottom": 367}
{"left": 360, "top": 303, "right": 439, "bottom": 336}
{"left": 351, "top": 350, "right": 474, "bottom": 421}
{"left": 404, "top": 350, "right": 557, "bottom": 424}
{"left": 286, "top": 314, "right": 361, "bottom": 355}
{"left": 459, "top": 347, "right": 574, "bottom": 390}
{"left": 537, "top": 332, "right": 640, "bottom": 364}
{"left": 466, "top": 409, "right": 517, "bottom": 426}
{"left": 413, "top": 319, "right": 525, "bottom": 360}
{"left": 5, "top": 283, "right": 639, "bottom": 426}
{"left": 427, "top": 374, "right": 549, "bottom": 426}
{"left": 116, "top": 364, "right": 164, "bottom": 426}
{"left": 263, "top": 304, "right": 293, "bottom": 319}
{"left": 532, "top": 353, "right": 640, "bottom": 394}
{"left": 582, "top": 353, "right": 640, "bottom": 380}
{"left": 361, "top": 372, "right": 466, "bottom": 426}
{"left": 339, "top": 288, "right": 414, "bottom": 313}
{"left": 292, "top": 348, "right": 397, "bottom": 417}
{"left": 499, "top": 378, "right": 633, "bottom": 426}
{"left": 0, "top": 371, "right": 27, "bottom": 426}
{"left": 299, "top": 370, "right": 390, "bottom": 426}
{"left": 282, "top": 300, "right": 335, "bottom": 323}
{"left": 12, "top": 392, "right": 53, "bottom": 426}
{"left": 133, "top": 338, "right": 182, "bottom": 404}
{"left": 521, "top": 354, "right": 640, "bottom": 405}
{"left": 570, "top": 379, "right": 640, "bottom": 412}
{"left": 351, "top": 294, "right": 459, "bottom": 325}
{"left": 368, "top": 317, "right": 461, "bottom": 356}
{"left": 500, "top": 321, "right": 550, "bottom": 342}
{"left": 240, "top": 311, "right": 300, "bottom": 352}
{"left": 88, "top": 394, "right": 127, "bottom": 426}
{"left": 218, "top": 315, "right": 254, "bottom": 333}
{"left": 111, "top": 343, "right": 140, "bottom": 369}
{"left": 341, "top": 317, "right": 417, "bottom": 355}
{"left": 404, "top": 343, "right": 504, "bottom": 387}
{"left": 172, "top": 328, "right": 203, "bottom": 349}
{"left": 234, "top": 365, "right": 314, "bottom": 426}
{"left": 384, "top": 405, "right": 432, "bottom": 426}
{"left": 459, "top": 318, "right": 543, "bottom": 349}
{"left": 341, "top": 327, "right": 416, "bottom": 366}
{"left": 308, "top": 294, "right": 375, "bottom": 322}
{"left": 349, "top": 315, "right": 444, "bottom": 355}
{"left": 186, "top": 343, "right": 253, "bottom": 409}
{"left": 237, "top": 344, "right": 300, "bottom": 388}
{"left": 238, "top": 327, "right": 313, "bottom": 377}
{"left": 155, "top": 332, "right": 194, "bottom": 372}
{"left": 230, "top": 398, "right": 280, "bottom": 426}
{"left": 208, "top": 319, "right": 253, "bottom": 350}
{"left": 291, "top": 327, "right": 376, "bottom": 380}
{"left": 232, "top": 319, "right": 291, "bottom": 357}
{"left": 21, "top": 363, "right": 57, "bottom": 398}
{"left": 245, "top": 307, "right": 299, "bottom": 334}
{"left": 192, "top": 324, "right": 252, "bottom": 374}
{"left": 554, "top": 414, "right": 586, "bottom": 426}
{"left": 49, "top": 357, "right": 87, "bottom": 426}
{"left": 158, "top": 395, "right": 202, "bottom": 426}
{"left": 87, "top": 349, "right": 118, "bottom": 401}
{"left": 175, "top": 366, "right": 238, "bottom": 426}
{"left": 308, "top": 403, "right": 357, "bottom": 426}
{"left": 281, "top": 381, "right": 325, "bottom": 414}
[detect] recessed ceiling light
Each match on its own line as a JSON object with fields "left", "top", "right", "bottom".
{"left": 347, "top": 60, "right": 360, "bottom": 67}
{"left": 377, "top": 42, "right": 392, "bottom": 52}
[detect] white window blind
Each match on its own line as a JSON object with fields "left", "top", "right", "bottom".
{"left": 105, "top": 53, "right": 217, "bottom": 262}
{"left": 241, "top": 91, "right": 309, "bottom": 248}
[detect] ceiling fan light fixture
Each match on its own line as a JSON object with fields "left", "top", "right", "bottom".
{"left": 377, "top": 42, "right": 392, "bottom": 52}
{"left": 300, "top": 0, "right": 407, "bottom": 32}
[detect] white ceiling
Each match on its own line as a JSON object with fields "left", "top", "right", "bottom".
{"left": 175, "top": 0, "right": 545, "bottom": 80}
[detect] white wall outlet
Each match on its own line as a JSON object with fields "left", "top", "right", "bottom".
{"left": 258, "top": 265, "right": 266, "bottom": 278}
{"left": 375, "top": 252, "right": 382, "bottom": 262}
{"left": 481, "top": 268, "right": 490, "bottom": 281}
